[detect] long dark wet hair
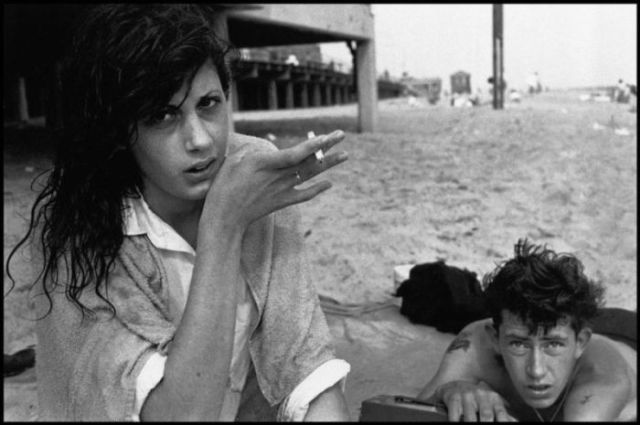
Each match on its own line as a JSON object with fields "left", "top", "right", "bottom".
{"left": 5, "top": 4, "right": 238, "bottom": 318}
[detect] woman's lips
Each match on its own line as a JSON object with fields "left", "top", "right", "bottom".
{"left": 185, "top": 158, "right": 216, "bottom": 180}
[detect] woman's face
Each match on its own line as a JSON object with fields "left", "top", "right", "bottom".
{"left": 131, "top": 59, "right": 229, "bottom": 212}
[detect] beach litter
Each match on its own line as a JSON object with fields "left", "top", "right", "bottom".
{"left": 614, "top": 128, "right": 631, "bottom": 136}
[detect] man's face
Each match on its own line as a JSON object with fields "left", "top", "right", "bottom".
{"left": 493, "top": 310, "right": 590, "bottom": 409}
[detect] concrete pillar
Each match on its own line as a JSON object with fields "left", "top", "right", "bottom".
{"left": 285, "top": 81, "right": 294, "bottom": 109}
{"left": 334, "top": 85, "right": 342, "bottom": 104}
{"left": 312, "top": 83, "right": 322, "bottom": 107}
{"left": 231, "top": 81, "right": 239, "bottom": 112}
{"left": 211, "top": 12, "right": 235, "bottom": 130}
{"left": 18, "top": 77, "right": 29, "bottom": 122}
{"left": 268, "top": 79, "right": 278, "bottom": 110}
{"left": 324, "top": 83, "right": 332, "bottom": 106}
{"left": 300, "top": 83, "right": 309, "bottom": 108}
{"left": 356, "top": 39, "right": 378, "bottom": 132}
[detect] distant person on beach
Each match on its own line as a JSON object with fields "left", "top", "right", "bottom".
{"left": 615, "top": 78, "right": 631, "bottom": 103}
{"left": 527, "top": 72, "right": 542, "bottom": 95}
{"left": 417, "top": 239, "right": 636, "bottom": 422}
{"left": 6, "top": 4, "right": 351, "bottom": 421}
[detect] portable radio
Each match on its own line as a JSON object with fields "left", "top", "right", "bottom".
{"left": 359, "top": 394, "right": 448, "bottom": 422}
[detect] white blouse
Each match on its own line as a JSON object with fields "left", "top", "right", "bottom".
{"left": 123, "top": 196, "right": 349, "bottom": 421}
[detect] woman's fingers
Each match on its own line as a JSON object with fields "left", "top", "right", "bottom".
{"left": 286, "top": 181, "right": 333, "bottom": 206}
{"left": 291, "top": 150, "right": 348, "bottom": 184}
{"left": 267, "top": 130, "right": 346, "bottom": 169}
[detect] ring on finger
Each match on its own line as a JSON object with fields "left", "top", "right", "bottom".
{"left": 314, "top": 149, "right": 324, "bottom": 164}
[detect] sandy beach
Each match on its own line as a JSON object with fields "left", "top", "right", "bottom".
{"left": 4, "top": 91, "right": 636, "bottom": 420}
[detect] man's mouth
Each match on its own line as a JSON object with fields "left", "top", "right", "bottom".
{"left": 527, "top": 384, "right": 552, "bottom": 395}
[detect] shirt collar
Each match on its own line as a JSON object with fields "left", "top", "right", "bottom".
{"left": 123, "top": 195, "right": 196, "bottom": 256}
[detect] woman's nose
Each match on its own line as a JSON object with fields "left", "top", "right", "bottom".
{"left": 183, "top": 115, "right": 213, "bottom": 151}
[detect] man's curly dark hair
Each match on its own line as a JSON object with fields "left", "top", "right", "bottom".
{"left": 483, "top": 239, "right": 605, "bottom": 334}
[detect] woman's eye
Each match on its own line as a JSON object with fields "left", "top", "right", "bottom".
{"left": 145, "top": 109, "right": 177, "bottom": 126}
{"left": 157, "top": 110, "right": 176, "bottom": 122}
{"left": 199, "top": 96, "right": 220, "bottom": 109}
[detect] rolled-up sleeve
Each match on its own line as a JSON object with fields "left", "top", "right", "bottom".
{"left": 277, "top": 359, "right": 351, "bottom": 421}
{"left": 131, "top": 352, "right": 167, "bottom": 421}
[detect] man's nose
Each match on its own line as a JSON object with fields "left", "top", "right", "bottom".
{"left": 526, "top": 347, "right": 546, "bottom": 379}
{"left": 183, "top": 115, "right": 213, "bottom": 151}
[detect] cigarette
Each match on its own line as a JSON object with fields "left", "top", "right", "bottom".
{"left": 308, "top": 131, "right": 323, "bottom": 163}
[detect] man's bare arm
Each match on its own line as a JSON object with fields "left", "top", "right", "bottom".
{"left": 417, "top": 320, "right": 516, "bottom": 421}
{"left": 418, "top": 321, "right": 489, "bottom": 401}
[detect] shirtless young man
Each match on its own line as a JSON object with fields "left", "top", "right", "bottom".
{"left": 418, "top": 239, "right": 637, "bottom": 422}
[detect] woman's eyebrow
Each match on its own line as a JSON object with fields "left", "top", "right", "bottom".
{"left": 197, "top": 88, "right": 222, "bottom": 96}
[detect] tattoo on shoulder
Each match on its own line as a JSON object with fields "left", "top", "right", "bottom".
{"left": 580, "top": 395, "right": 592, "bottom": 405}
{"left": 446, "top": 331, "right": 471, "bottom": 353}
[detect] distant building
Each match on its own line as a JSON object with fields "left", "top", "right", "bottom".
{"left": 400, "top": 77, "right": 442, "bottom": 104}
{"left": 450, "top": 71, "right": 471, "bottom": 95}
{"left": 245, "top": 44, "right": 323, "bottom": 67}
{"left": 5, "top": 4, "right": 378, "bottom": 132}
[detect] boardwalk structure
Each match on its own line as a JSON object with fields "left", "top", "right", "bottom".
{"left": 4, "top": 4, "right": 379, "bottom": 133}
{"left": 220, "top": 4, "right": 379, "bottom": 131}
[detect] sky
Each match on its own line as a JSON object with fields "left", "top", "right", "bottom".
{"left": 320, "top": 4, "right": 637, "bottom": 91}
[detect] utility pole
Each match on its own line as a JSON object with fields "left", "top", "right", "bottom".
{"left": 492, "top": 4, "right": 504, "bottom": 109}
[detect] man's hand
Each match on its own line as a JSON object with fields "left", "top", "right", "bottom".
{"left": 436, "top": 380, "right": 517, "bottom": 422}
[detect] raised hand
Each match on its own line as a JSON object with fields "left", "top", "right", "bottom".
{"left": 202, "top": 130, "right": 348, "bottom": 232}
{"left": 437, "top": 380, "right": 517, "bottom": 422}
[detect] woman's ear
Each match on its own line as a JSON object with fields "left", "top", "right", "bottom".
{"left": 484, "top": 322, "right": 500, "bottom": 353}
{"left": 574, "top": 327, "right": 592, "bottom": 359}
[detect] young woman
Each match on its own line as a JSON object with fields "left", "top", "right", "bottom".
{"left": 6, "top": 4, "right": 351, "bottom": 421}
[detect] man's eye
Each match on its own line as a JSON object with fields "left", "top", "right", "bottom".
{"left": 507, "top": 340, "right": 528, "bottom": 354}
{"left": 545, "top": 341, "right": 565, "bottom": 352}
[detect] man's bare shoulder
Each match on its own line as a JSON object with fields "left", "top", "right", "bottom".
{"left": 451, "top": 318, "right": 495, "bottom": 350}
{"left": 581, "top": 334, "right": 637, "bottom": 376}
{"left": 566, "top": 334, "right": 637, "bottom": 421}
{"left": 577, "top": 333, "right": 636, "bottom": 396}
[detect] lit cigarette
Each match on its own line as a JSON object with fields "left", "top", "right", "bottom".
{"left": 308, "top": 131, "right": 323, "bottom": 163}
